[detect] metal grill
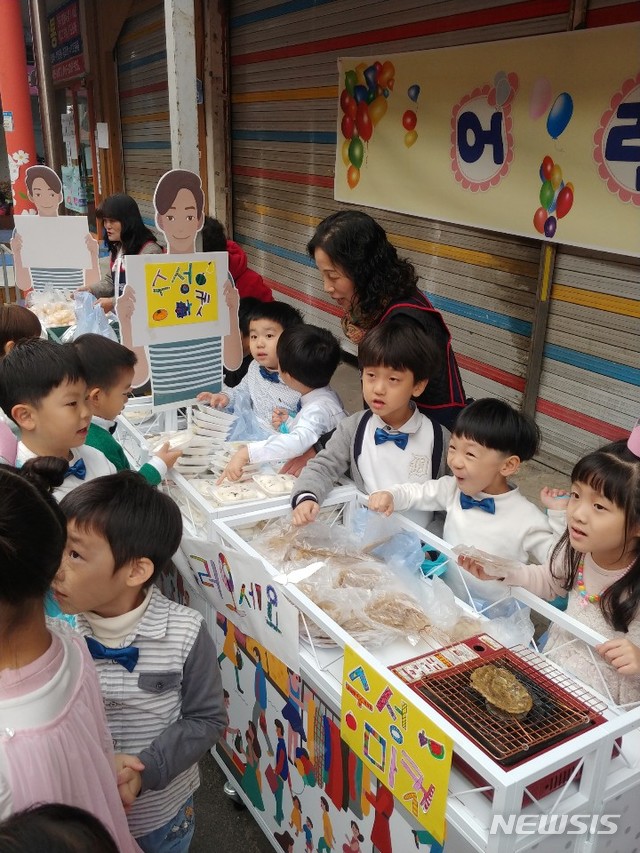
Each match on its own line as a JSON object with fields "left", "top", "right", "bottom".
{"left": 415, "top": 643, "right": 606, "bottom": 766}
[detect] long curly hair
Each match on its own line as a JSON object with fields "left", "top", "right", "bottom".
{"left": 307, "top": 211, "right": 419, "bottom": 324}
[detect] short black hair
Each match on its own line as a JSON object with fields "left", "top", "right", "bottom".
{"left": 452, "top": 398, "right": 540, "bottom": 459}
{"left": 73, "top": 334, "right": 137, "bottom": 391}
{"left": 358, "top": 317, "right": 443, "bottom": 383}
{"left": 238, "top": 297, "right": 263, "bottom": 337}
{"left": 277, "top": 324, "right": 340, "bottom": 389}
{"left": 59, "top": 471, "right": 183, "bottom": 584}
{"left": 0, "top": 339, "right": 84, "bottom": 422}
{"left": 249, "top": 300, "right": 304, "bottom": 331}
{"left": 0, "top": 803, "right": 119, "bottom": 853}
{"left": 201, "top": 216, "right": 228, "bottom": 252}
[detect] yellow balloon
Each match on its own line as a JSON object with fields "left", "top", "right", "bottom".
{"left": 355, "top": 63, "right": 367, "bottom": 86}
{"left": 369, "top": 95, "right": 388, "bottom": 127}
{"left": 565, "top": 181, "right": 574, "bottom": 192}
{"left": 347, "top": 165, "right": 360, "bottom": 189}
{"left": 404, "top": 130, "right": 418, "bottom": 148}
{"left": 550, "top": 163, "right": 563, "bottom": 189}
{"left": 341, "top": 139, "right": 350, "bottom": 168}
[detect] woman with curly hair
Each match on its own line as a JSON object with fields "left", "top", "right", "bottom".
{"left": 308, "top": 210, "right": 466, "bottom": 429}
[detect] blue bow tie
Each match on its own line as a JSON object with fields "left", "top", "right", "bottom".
{"left": 259, "top": 366, "right": 280, "bottom": 383}
{"left": 374, "top": 427, "right": 409, "bottom": 450}
{"left": 85, "top": 636, "right": 139, "bottom": 672}
{"left": 459, "top": 493, "right": 496, "bottom": 514}
{"left": 65, "top": 458, "right": 87, "bottom": 480}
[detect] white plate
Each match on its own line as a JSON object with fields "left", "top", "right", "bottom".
{"left": 252, "top": 473, "right": 296, "bottom": 496}
{"left": 206, "top": 482, "right": 267, "bottom": 504}
{"left": 148, "top": 431, "right": 195, "bottom": 453}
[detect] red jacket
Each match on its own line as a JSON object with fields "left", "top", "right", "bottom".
{"left": 227, "top": 240, "right": 273, "bottom": 302}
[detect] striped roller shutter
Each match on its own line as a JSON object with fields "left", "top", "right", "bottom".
{"left": 536, "top": 249, "right": 640, "bottom": 465}
{"left": 229, "top": 0, "right": 639, "bottom": 465}
{"left": 116, "top": 4, "right": 171, "bottom": 229}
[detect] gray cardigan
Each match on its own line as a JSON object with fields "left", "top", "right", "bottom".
{"left": 292, "top": 409, "right": 450, "bottom": 507}
{"left": 90, "top": 240, "right": 163, "bottom": 298}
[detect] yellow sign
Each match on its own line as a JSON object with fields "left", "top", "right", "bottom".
{"left": 146, "top": 260, "right": 219, "bottom": 329}
{"left": 341, "top": 644, "right": 452, "bottom": 844}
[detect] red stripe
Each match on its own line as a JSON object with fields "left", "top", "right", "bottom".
{"left": 456, "top": 354, "right": 525, "bottom": 392}
{"left": 233, "top": 165, "right": 333, "bottom": 188}
{"left": 535, "top": 399, "right": 628, "bottom": 441}
{"left": 119, "top": 81, "right": 168, "bottom": 99}
{"left": 232, "top": 0, "right": 569, "bottom": 65}
{"left": 265, "top": 278, "right": 343, "bottom": 316}
{"left": 586, "top": 2, "right": 640, "bottom": 26}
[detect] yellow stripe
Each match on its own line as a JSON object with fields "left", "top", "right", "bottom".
{"left": 119, "top": 19, "right": 164, "bottom": 45}
{"left": 121, "top": 112, "right": 170, "bottom": 124}
{"left": 232, "top": 86, "right": 338, "bottom": 104}
{"left": 239, "top": 201, "right": 321, "bottom": 229}
{"left": 540, "top": 244, "right": 554, "bottom": 302}
{"left": 552, "top": 284, "right": 640, "bottom": 318}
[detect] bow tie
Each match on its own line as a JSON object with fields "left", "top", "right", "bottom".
{"left": 65, "top": 458, "right": 87, "bottom": 480}
{"left": 85, "top": 636, "right": 139, "bottom": 672}
{"left": 259, "top": 366, "right": 280, "bottom": 383}
{"left": 459, "top": 493, "right": 496, "bottom": 514}
{"left": 374, "top": 427, "right": 409, "bottom": 450}
{"left": 108, "top": 423, "right": 117, "bottom": 435}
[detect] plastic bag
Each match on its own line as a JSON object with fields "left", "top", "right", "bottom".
{"left": 349, "top": 507, "right": 424, "bottom": 575}
{"left": 27, "top": 287, "right": 75, "bottom": 329}
{"left": 226, "top": 385, "right": 272, "bottom": 442}
{"left": 419, "top": 576, "right": 462, "bottom": 631}
{"left": 71, "top": 291, "right": 117, "bottom": 340}
{"left": 482, "top": 605, "right": 535, "bottom": 648}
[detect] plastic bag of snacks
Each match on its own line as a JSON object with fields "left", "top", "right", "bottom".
{"left": 27, "top": 288, "right": 75, "bottom": 329}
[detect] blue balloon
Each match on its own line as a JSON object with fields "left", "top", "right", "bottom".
{"left": 364, "top": 65, "right": 378, "bottom": 90}
{"left": 408, "top": 84, "right": 421, "bottom": 103}
{"left": 546, "top": 93, "right": 573, "bottom": 139}
{"left": 353, "top": 85, "right": 368, "bottom": 104}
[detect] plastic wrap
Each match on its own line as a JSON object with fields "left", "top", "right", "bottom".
{"left": 227, "top": 386, "right": 272, "bottom": 442}
{"left": 27, "top": 288, "right": 75, "bottom": 329}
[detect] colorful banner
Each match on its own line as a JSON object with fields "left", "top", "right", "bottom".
{"left": 335, "top": 24, "right": 640, "bottom": 258}
{"left": 341, "top": 645, "right": 452, "bottom": 844}
{"left": 182, "top": 536, "right": 300, "bottom": 673}
{"left": 48, "top": 0, "right": 85, "bottom": 84}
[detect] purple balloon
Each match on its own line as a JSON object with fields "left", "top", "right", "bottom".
{"left": 544, "top": 216, "right": 557, "bottom": 238}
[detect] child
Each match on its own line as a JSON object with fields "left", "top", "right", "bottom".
{"left": 0, "top": 804, "right": 120, "bottom": 853}
{"left": 462, "top": 437, "right": 640, "bottom": 705}
{"left": 72, "top": 333, "right": 182, "bottom": 484}
{"left": 0, "top": 465, "right": 138, "bottom": 853}
{"left": 198, "top": 301, "right": 304, "bottom": 434}
{"left": 223, "top": 296, "right": 262, "bottom": 388}
{"left": 291, "top": 318, "right": 448, "bottom": 529}
{"left": 219, "top": 324, "right": 345, "bottom": 481}
{"left": 52, "top": 471, "right": 226, "bottom": 852}
{"left": 0, "top": 339, "right": 116, "bottom": 498}
{"left": 369, "top": 398, "right": 566, "bottom": 604}
{"left": 0, "top": 303, "right": 42, "bottom": 354}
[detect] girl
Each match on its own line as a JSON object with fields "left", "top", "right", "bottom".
{"left": 88, "top": 193, "right": 163, "bottom": 312}
{"left": 463, "top": 438, "right": 640, "bottom": 705}
{"left": 343, "top": 821, "right": 364, "bottom": 853}
{"left": 307, "top": 210, "right": 466, "bottom": 430}
{"left": 0, "top": 464, "right": 139, "bottom": 853}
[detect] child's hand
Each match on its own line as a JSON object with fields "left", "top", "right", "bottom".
{"left": 596, "top": 638, "right": 640, "bottom": 676}
{"left": 368, "top": 491, "right": 395, "bottom": 516}
{"left": 197, "top": 391, "right": 229, "bottom": 409}
{"left": 540, "top": 486, "right": 571, "bottom": 511}
{"left": 291, "top": 500, "right": 319, "bottom": 526}
{"left": 218, "top": 446, "right": 249, "bottom": 483}
{"left": 115, "top": 753, "right": 145, "bottom": 809}
{"left": 280, "top": 447, "right": 316, "bottom": 477}
{"left": 154, "top": 441, "right": 183, "bottom": 469}
{"left": 272, "top": 407, "right": 289, "bottom": 428}
{"left": 457, "top": 554, "right": 498, "bottom": 581}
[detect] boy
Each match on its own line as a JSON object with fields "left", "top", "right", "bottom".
{"left": 223, "top": 296, "right": 262, "bottom": 388}
{"left": 52, "top": 471, "right": 226, "bottom": 851}
{"left": 291, "top": 318, "right": 449, "bottom": 529}
{"left": 73, "top": 333, "right": 182, "bottom": 484}
{"left": 198, "top": 301, "right": 304, "bottom": 433}
{"left": 219, "top": 324, "right": 346, "bottom": 481}
{"left": 0, "top": 338, "right": 115, "bottom": 498}
{"left": 369, "top": 397, "right": 566, "bottom": 604}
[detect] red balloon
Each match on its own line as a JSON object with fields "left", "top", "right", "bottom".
{"left": 341, "top": 114, "right": 355, "bottom": 140}
{"left": 402, "top": 110, "right": 417, "bottom": 131}
{"left": 541, "top": 155, "right": 554, "bottom": 181}
{"left": 340, "top": 89, "right": 357, "bottom": 119}
{"left": 556, "top": 185, "right": 574, "bottom": 218}
{"left": 533, "top": 207, "right": 547, "bottom": 234}
{"left": 356, "top": 101, "right": 372, "bottom": 142}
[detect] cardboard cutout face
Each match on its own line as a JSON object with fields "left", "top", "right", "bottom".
{"left": 153, "top": 170, "right": 205, "bottom": 255}
{"left": 25, "top": 167, "right": 63, "bottom": 216}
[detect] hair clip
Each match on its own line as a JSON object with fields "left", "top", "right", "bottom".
{"left": 627, "top": 419, "right": 640, "bottom": 458}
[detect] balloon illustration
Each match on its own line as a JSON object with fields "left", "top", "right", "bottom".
{"left": 353, "top": 85, "right": 368, "bottom": 104}
{"left": 356, "top": 101, "right": 372, "bottom": 142}
{"left": 364, "top": 64, "right": 378, "bottom": 91}
{"left": 340, "top": 89, "right": 357, "bottom": 119}
{"left": 341, "top": 139, "right": 350, "bottom": 168}
{"left": 378, "top": 60, "right": 395, "bottom": 88}
{"left": 530, "top": 77, "right": 552, "bottom": 120}
{"left": 541, "top": 155, "right": 554, "bottom": 182}
{"left": 495, "top": 76, "right": 511, "bottom": 108}
{"left": 369, "top": 95, "right": 388, "bottom": 126}
{"left": 533, "top": 156, "right": 573, "bottom": 237}
{"left": 402, "top": 110, "right": 417, "bottom": 132}
{"left": 556, "top": 185, "right": 574, "bottom": 218}
{"left": 550, "top": 163, "right": 563, "bottom": 190}
{"left": 344, "top": 70, "right": 357, "bottom": 98}
{"left": 407, "top": 84, "right": 420, "bottom": 103}
{"left": 544, "top": 216, "right": 557, "bottom": 238}
{"left": 533, "top": 207, "right": 547, "bottom": 234}
{"left": 540, "top": 180, "right": 554, "bottom": 211}
{"left": 341, "top": 114, "right": 354, "bottom": 140}
{"left": 355, "top": 63, "right": 367, "bottom": 86}
{"left": 348, "top": 136, "right": 364, "bottom": 170}
{"left": 347, "top": 165, "right": 360, "bottom": 189}
{"left": 546, "top": 92, "right": 573, "bottom": 139}
{"left": 404, "top": 130, "right": 418, "bottom": 148}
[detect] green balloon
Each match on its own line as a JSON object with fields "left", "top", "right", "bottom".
{"left": 349, "top": 137, "right": 364, "bottom": 169}
{"left": 540, "top": 179, "right": 554, "bottom": 211}
{"left": 345, "top": 70, "right": 357, "bottom": 98}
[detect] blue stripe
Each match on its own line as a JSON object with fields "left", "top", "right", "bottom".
{"left": 231, "top": 0, "right": 335, "bottom": 29}
{"left": 123, "top": 141, "right": 172, "bottom": 150}
{"left": 426, "top": 293, "right": 532, "bottom": 338}
{"left": 118, "top": 50, "right": 167, "bottom": 74}
{"left": 236, "top": 234, "right": 316, "bottom": 268}
{"left": 543, "top": 343, "right": 640, "bottom": 387}
{"left": 233, "top": 130, "right": 336, "bottom": 144}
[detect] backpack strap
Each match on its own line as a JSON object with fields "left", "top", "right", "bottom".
{"left": 353, "top": 409, "right": 374, "bottom": 466}
{"left": 430, "top": 419, "right": 444, "bottom": 477}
